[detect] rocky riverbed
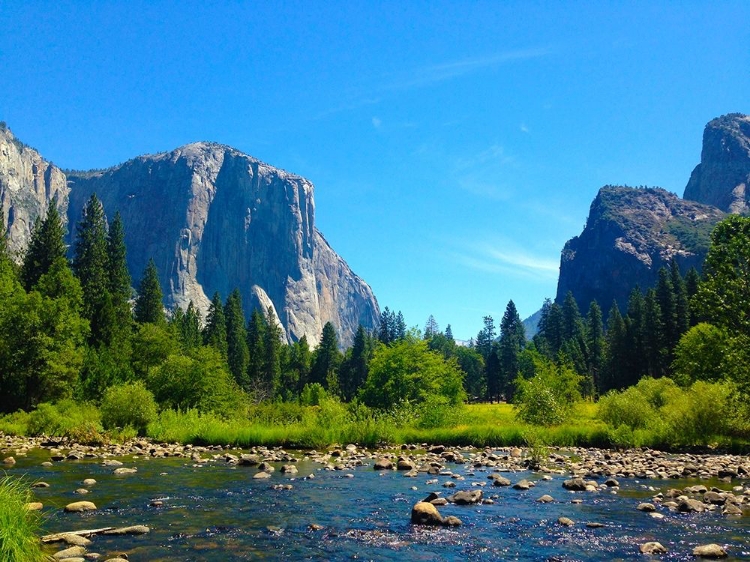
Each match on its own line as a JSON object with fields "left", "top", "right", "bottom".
{"left": 2, "top": 433, "right": 749, "bottom": 560}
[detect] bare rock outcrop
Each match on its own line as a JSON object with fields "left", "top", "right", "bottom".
{"left": 556, "top": 186, "right": 724, "bottom": 313}
{"left": 684, "top": 113, "right": 750, "bottom": 214}
{"left": 0, "top": 124, "right": 69, "bottom": 258}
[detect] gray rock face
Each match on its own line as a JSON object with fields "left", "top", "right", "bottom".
{"left": 1, "top": 127, "right": 378, "bottom": 347}
{"left": 0, "top": 125, "right": 69, "bottom": 259}
{"left": 684, "top": 113, "right": 750, "bottom": 214}
{"left": 556, "top": 186, "right": 724, "bottom": 313}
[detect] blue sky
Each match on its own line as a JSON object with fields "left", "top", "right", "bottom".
{"left": 1, "top": 1, "right": 748, "bottom": 340}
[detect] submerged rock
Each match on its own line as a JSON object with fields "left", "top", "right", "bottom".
{"left": 692, "top": 543, "right": 728, "bottom": 558}
{"left": 639, "top": 542, "right": 668, "bottom": 555}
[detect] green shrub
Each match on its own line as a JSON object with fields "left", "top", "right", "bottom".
{"left": 0, "top": 410, "right": 30, "bottom": 436}
{"left": 0, "top": 476, "right": 44, "bottom": 561}
{"left": 100, "top": 382, "right": 157, "bottom": 433}
{"left": 26, "top": 400, "right": 104, "bottom": 443}
{"left": 514, "top": 357, "right": 581, "bottom": 426}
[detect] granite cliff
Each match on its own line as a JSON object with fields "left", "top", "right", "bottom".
{"left": 0, "top": 124, "right": 69, "bottom": 258}
{"left": 684, "top": 113, "right": 750, "bottom": 214}
{"left": 0, "top": 126, "right": 379, "bottom": 347}
{"left": 556, "top": 186, "right": 724, "bottom": 312}
{"left": 555, "top": 113, "right": 750, "bottom": 314}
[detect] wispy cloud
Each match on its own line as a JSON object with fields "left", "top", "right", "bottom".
{"left": 450, "top": 240, "right": 559, "bottom": 281}
{"left": 382, "top": 47, "right": 551, "bottom": 92}
{"left": 520, "top": 123, "right": 530, "bottom": 134}
{"left": 371, "top": 116, "right": 382, "bottom": 129}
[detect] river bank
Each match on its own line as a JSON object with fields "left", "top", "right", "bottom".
{"left": 2, "top": 433, "right": 749, "bottom": 560}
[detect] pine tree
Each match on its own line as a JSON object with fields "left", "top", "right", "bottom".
{"left": 603, "top": 302, "right": 628, "bottom": 391}
{"left": 624, "top": 286, "right": 646, "bottom": 385}
{"left": 445, "top": 324, "right": 454, "bottom": 342}
{"left": 339, "top": 325, "right": 372, "bottom": 400}
{"left": 585, "top": 301, "right": 605, "bottom": 396}
{"left": 310, "top": 322, "right": 342, "bottom": 391}
{"left": 134, "top": 258, "right": 165, "bottom": 325}
{"left": 670, "top": 260, "right": 689, "bottom": 336}
{"left": 73, "top": 194, "right": 113, "bottom": 346}
{"left": 485, "top": 343, "right": 501, "bottom": 402}
{"left": 685, "top": 267, "right": 702, "bottom": 326}
{"left": 224, "top": 289, "right": 249, "bottom": 389}
{"left": 246, "top": 308, "right": 267, "bottom": 388}
{"left": 475, "top": 315, "right": 495, "bottom": 361}
{"left": 498, "top": 300, "right": 526, "bottom": 401}
{"left": 172, "top": 301, "right": 201, "bottom": 349}
{"left": 655, "top": 267, "right": 677, "bottom": 353}
{"left": 424, "top": 315, "right": 440, "bottom": 338}
{"left": 394, "top": 311, "right": 406, "bottom": 341}
{"left": 561, "top": 291, "right": 583, "bottom": 342}
{"left": 21, "top": 203, "right": 67, "bottom": 291}
{"left": 285, "top": 335, "right": 311, "bottom": 397}
{"left": 203, "top": 292, "right": 228, "bottom": 358}
{"left": 644, "top": 288, "right": 665, "bottom": 377}
{"left": 378, "top": 307, "right": 394, "bottom": 344}
{"left": 263, "top": 307, "right": 283, "bottom": 400}
{"left": 107, "top": 211, "right": 132, "bottom": 333}
{"left": 536, "top": 298, "right": 564, "bottom": 357}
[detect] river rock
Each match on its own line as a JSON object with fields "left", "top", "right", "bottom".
{"left": 64, "top": 501, "right": 97, "bottom": 512}
{"left": 411, "top": 501, "right": 443, "bottom": 525}
{"left": 280, "top": 464, "right": 298, "bottom": 474}
{"left": 3, "top": 456, "right": 15, "bottom": 465}
{"left": 637, "top": 502, "right": 656, "bottom": 512}
{"left": 25, "top": 502, "right": 43, "bottom": 511}
{"left": 82, "top": 479, "right": 97, "bottom": 486}
{"left": 113, "top": 467, "right": 137, "bottom": 475}
{"left": 562, "top": 478, "right": 587, "bottom": 491}
{"left": 692, "top": 544, "right": 728, "bottom": 558}
{"left": 397, "top": 459, "right": 415, "bottom": 470}
{"left": 253, "top": 471, "right": 272, "bottom": 479}
{"left": 537, "top": 494, "right": 554, "bottom": 503}
{"left": 443, "top": 515, "right": 462, "bottom": 527}
{"left": 639, "top": 542, "right": 668, "bottom": 555}
{"left": 53, "top": 545, "right": 86, "bottom": 559}
{"left": 374, "top": 458, "right": 393, "bottom": 470}
{"left": 558, "top": 517, "right": 575, "bottom": 526}
{"left": 490, "top": 475, "right": 511, "bottom": 487}
{"left": 512, "top": 479, "right": 533, "bottom": 490}
{"left": 61, "top": 534, "right": 91, "bottom": 546}
{"left": 449, "top": 490, "right": 483, "bottom": 505}
{"left": 677, "top": 497, "right": 705, "bottom": 513}
{"left": 32, "top": 481, "right": 50, "bottom": 488}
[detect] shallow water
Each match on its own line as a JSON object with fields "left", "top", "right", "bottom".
{"left": 8, "top": 449, "right": 750, "bottom": 561}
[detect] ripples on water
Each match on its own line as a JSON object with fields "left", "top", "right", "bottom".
{"left": 9, "top": 450, "right": 750, "bottom": 561}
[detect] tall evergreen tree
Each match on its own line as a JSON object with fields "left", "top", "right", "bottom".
{"left": 172, "top": 301, "right": 201, "bottom": 349}
{"left": 498, "top": 300, "right": 526, "bottom": 400}
{"left": 445, "top": 324, "right": 454, "bottom": 342}
{"left": 394, "top": 311, "right": 407, "bottom": 341}
{"left": 107, "top": 211, "right": 132, "bottom": 331}
{"left": 203, "top": 292, "right": 228, "bottom": 358}
{"left": 585, "top": 301, "right": 605, "bottom": 396}
{"left": 655, "top": 267, "right": 677, "bottom": 353}
{"left": 685, "top": 266, "right": 702, "bottom": 326}
{"left": 224, "top": 289, "right": 249, "bottom": 389}
{"left": 536, "top": 298, "right": 564, "bottom": 357}
{"left": 134, "top": 258, "right": 165, "bottom": 325}
{"left": 21, "top": 203, "right": 67, "bottom": 291}
{"left": 285, "top": 335, "right": 312, "bottom": 397}
{"left": 339, "top": 325, "right": 372, "bottom": 401}
{"left": 643, "top": 288, "right": 665, "bottom": 377}
{"left": 561, "top": 291, "right": 584, "bottom": 342}
{"left": 475, "top": 315, "right": 495, "bottom": 360}
{"left": 670, "top": 259, "right": 690, "bottom": 338}
{"left": 246, "top": 308, "right": 267, "bottom": 388}
{"left": 603, "top": 302, "right": 628, "bottom": 391}
{"left": 378, "top": 307, "right": 394, "bottom": 344}
{"left": 263, "top": 307, "right": 283, "bottom": 400}
{"left": 310, "top": 322, "right": 342, "bottom": 392}
{"left": 485, "top": 343, "right": 501, "bottom": 402}
{"left": 624, "top": 286, "right": 646, "bottom": 385}
{"left": 424, "top": 315, "right": 440, "bottom": 338}
{"left": 73, "top": 194, "right": 113, "bottom": 346}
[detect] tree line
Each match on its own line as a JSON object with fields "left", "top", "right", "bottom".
{"left": 1, "top": 194, "right": 748, "bottom": 420}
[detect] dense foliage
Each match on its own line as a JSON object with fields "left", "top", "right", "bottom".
{"left": 0, "top": 200, "right": 748, "bottom": 449}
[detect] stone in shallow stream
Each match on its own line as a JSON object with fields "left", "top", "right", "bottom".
{"left": 63, "top": 501, "right": 97, "bottom": 513}
{"left": 639, "top": 542, "right": 668, "bottom": 555}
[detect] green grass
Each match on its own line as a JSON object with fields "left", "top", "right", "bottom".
{"left": 0, "top": 476, "right": 44, "bottom": 562}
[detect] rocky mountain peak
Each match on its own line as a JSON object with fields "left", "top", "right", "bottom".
{"left": 0, "top": 126, "right": 379, "bottom": 347}
{"left": 684, "top": 112, "right": 750, "bottom": 213}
